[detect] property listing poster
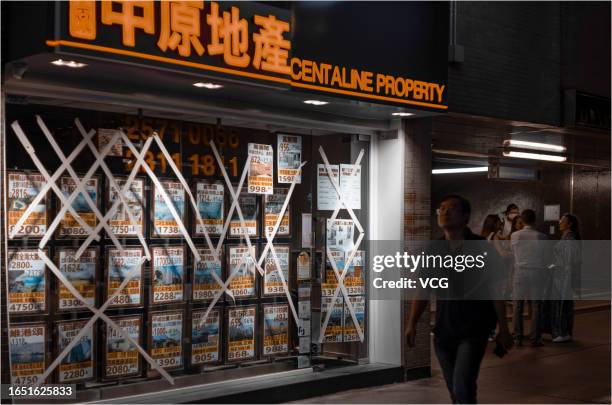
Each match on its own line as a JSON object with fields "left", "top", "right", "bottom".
{"left": 339, "top": 164, "right": 361, "bottom": 210}
{"left": 107, "top": 177, "right": 144, "bottom": 238}
{"left": 97, "top": 128, "right": 123, "bottom": 157}
{"left": 193, "top": 248, "right": 223, "bottom": 301}
{"left": 57, "top": 248, "right": 97, "bottom": 311}
{"left": 152, "top": 180, "right": 185, "bottom": 238}
{"left": 9, "top": 324, "right": 46, "bottom": 385}
{"left": 104, "top": 316, "right": 141, "bottom": 378}
{"left": 317, "top": 164, "right": 340, "bottom": 210}
{"left": 321, "top": 250, "right": 344, "bottom": 297}
{"left": 264, "top": 188, "right": 290, "bottom": 236}
{"left": 277, "top": 134, "right": 302, "bottom": 184}
{"left": 151, "top": 246, "right": 184, "bottom": 304}
{"left": 191, "top": 309, "right": 221, "bottom": 365}
{"left": 227, "top": 306, "right": 256, "bottom": 362}
{"left": 345, "top": 251, "right": 365, "bottom": 296}
{"left": 326, "top": 219, "right": 355, "bottom": 253}
{"left": 263, "top": 245, "right": 290, "bottom": 296}
{"left": 57, "top": 320, "right": 94, "bottom": 383}
{"left": 321, "top": 297, "right": 344, "bottom": 343}
{"left": 7, "top": 249, "right": 46, "bottom": 314}
{"left": 298, "top": 284, "right": 311, "bottom": 319}
{"left": 228, "top": 245, "right": 256, "bottom": 298}
{"left": 229, "top": 195, "right": 259, "bottom": 237}
{"left": 7, "top": 171, "right": 47, "bottom": 237}
{"left": 247, "top": 143, "right": 273, "bottom": 194}
{"left": 195, "top": 181, "right": 224, "bottom": 236}
{"left": 344, "top": 296, "right": 366, "bottom": 342}
{"left": 57, "top": 176, "right": 99, "bottom": 238}
{"left": 106, "top": 248, "right": 143, "bottom": 307}
{"left": 297, "top": 251, "right": 311, "bottom": 281}
{"left": 263, "top": 304, "right": 289, "bottom": 356}
{"left": 150, "top": 311, "right": 183, "bottom": 370}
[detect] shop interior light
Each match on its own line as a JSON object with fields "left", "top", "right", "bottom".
{"left": 303, "top": 100, "right": 329, "bottom": 106}
{"left": 51, "top": 59, "right": 87, "bottom": 68}
{"left": 193, "top": 82, "right": 223, "bottom": 89}
{"left": 503, "top": 139, "right": 566, "bottom": 152}
{"left": 432, "top": 166, "right": 489, "bottom": 174}
{"left": 392, "top": 112, "right": 414, "bottom": 117}
{"left": 503, "top": 151, "right": 567, "bottom": 162}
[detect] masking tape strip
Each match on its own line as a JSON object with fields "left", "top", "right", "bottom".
{"left": 200, "top": 248, "right": 252, "bottom": 322}
{"left": 74, "top": 119, "right": 150, "bottom": 260}
{"left": 258, "top": 162, "right": 307, "bottom": 267}
{"left": 319, "top": 150, "right": 365, "bottom": 340}
{"left": 121, "top": 133, "right": 200, "bottom": 268}
{"left": 198, "top": 152, "right": 254, "bottom": 323}
{"left": 75, "top": 134, "right": 154, "bottom": 260}
{"left": 210, "top": 141, "right": 264, "bottom": 276}
{"left": 258, "top": 163, "right": 307, "bottom": 327}
{"left": 9, "top": 121, "right": 99, "bottom": 239}
{"left": 152, "top": 135, "right": 229, "bottom": 298}
{"left": 318, "top": 147, "right": 366, "bottom": 342}
{"left": 35, "top": 116, "right": 124, "bottom": 252}
{"left": 36, "top": 251, "right": 174, "bottom": 386}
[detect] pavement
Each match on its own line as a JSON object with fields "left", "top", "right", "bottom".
{"left": 290, "top": 308, "right": 611, "bottom": 404}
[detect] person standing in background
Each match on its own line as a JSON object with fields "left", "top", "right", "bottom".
{"left": 549, "top": 213, "right": 582, "bottom": 343}
{"left": 511, "top": 209, "right": 549, "bottom": 346}
{"left": 502, "top": 204, "right": 520, "bottom": 239}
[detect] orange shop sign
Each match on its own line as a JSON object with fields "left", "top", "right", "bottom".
{"left": 48, "top": 1, "right": 446, "bottom": 110}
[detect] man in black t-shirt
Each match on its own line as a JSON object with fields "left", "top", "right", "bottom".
{"left": 406, "top": 195, "right": 514, "bottom": 404}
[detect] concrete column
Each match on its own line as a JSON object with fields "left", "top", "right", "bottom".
{"left": 403, "top": 118, "right": 433, "bottom": 375}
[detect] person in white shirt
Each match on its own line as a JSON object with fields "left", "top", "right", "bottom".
{"left": 501, "top": 203, "right": 520, "bottom": 238}
{"left": 511, "top": 209, "right": 548, "bottom": 346}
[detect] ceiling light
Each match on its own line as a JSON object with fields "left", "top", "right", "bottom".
{"left": 51, "top": 59, "right": 87, "bottom": 68}
{"left": 303, "top": 100, "right": 329, "bottom": 106}
{"left": 503, "top": 151, "right": 567, "bottom": 162}
{"left": 503, "top": 139, "right": 566, "bottom": 153}
{"left": 392, "top": 112, "right": 414, "bottom": 117}
{"left": 432, "top": 166, "right": 489, "bottom": 174}
{"left": 193, "top": 82, "right": 223, "bottom": 89}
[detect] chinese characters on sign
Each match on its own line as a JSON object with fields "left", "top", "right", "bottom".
{"left": 68, "top": 1, "right": 291, "bottom": 74}
{"left": 61, "top": 1, "right": 448, "bottom": 108}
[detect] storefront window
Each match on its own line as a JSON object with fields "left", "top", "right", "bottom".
{"left": 3, "top": 101, "right": 369, "bottom": 398}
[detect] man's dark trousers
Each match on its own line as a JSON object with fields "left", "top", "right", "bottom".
{"left": 434, "top": 335, "right": 489, "bottom": 404}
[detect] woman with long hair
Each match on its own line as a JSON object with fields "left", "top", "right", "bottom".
{"left": 549, "top": 213, "right": 582, "bottom": 343}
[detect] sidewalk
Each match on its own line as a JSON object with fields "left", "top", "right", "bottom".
{"left": 291, "top": 308, "right": 611, "bottom": 404}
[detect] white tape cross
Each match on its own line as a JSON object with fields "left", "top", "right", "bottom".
{"left": 35, "top": 116, "right": 123, "bottom": 252}
{"left": 36, "top": 250, "right": 174, "bottom": 386}
{"left": 319, "top": 147, "right": 366, "bottom": 343}
{"left": 74, "top": 119, "right": 150, "bottom": 260}
{"left": 151, "top": 134, "right": 230, "bottom": 299}
{"left": 210, "top": 141, "right": 264, "bottom": 276}
{"left": 75, "top": 134, "right": 154, "bottom": 260}
{"left": 9, "top": 121, "right": 100, "bottom": 240}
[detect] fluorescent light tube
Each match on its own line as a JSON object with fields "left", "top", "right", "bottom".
{"left": 503, "top": 151, "right": 567, "bottom": 162}
{"left": 503, "top": 139, "right": 566, "bottom": 152}
{"left": 432, "top": 166, "right": 489, "bottom": 174}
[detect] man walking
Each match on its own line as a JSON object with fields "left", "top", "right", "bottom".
{"left": 406, "top": 195, "right": 513, "bottom": 404}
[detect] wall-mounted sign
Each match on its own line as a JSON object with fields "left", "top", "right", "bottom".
{"left": 42, "top": 2, "right": 448, "bottom": 111}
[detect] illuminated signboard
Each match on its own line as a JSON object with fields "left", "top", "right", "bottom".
{"left": 44, "top": 1, "right": 448, "bottom": 110}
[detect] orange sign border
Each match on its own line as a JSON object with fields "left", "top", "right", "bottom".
{"left": 46, "top": 39, "right": 448, "bottom": 110}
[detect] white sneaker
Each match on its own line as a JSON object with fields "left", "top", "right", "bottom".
{"left": 553, "top": 335, "right": 571, "bottom": 343}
